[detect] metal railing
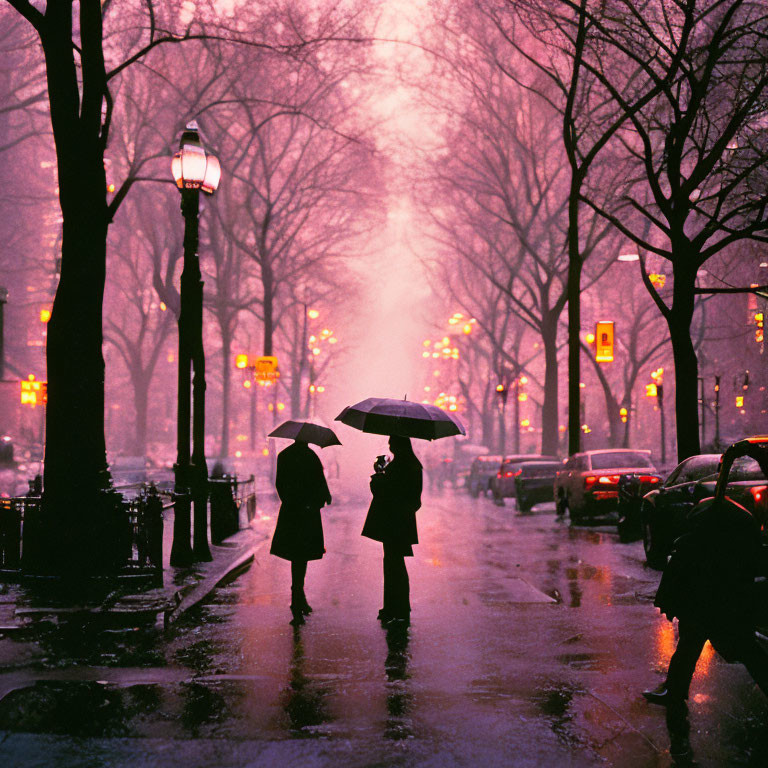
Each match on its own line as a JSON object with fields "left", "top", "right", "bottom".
{"left": 0, "top": 496, "right": 38, "bottom": 570}
{"left": 210, "top": 474, "right": 256, "bottom": 543}
{"left": 0, "top": 473, "right": 257, "bottom": 579}
{"left": 0, "top": 488, "right": 168, "bottom": 578}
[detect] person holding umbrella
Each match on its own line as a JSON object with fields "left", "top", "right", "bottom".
{"left": 268, "top": 420, "right": 339, "bottom": 626}
{"left": 335, "top": 397, "right": 465, "bottom": 626}
{"left": 362, "top": 435, "right": 423, "bottom": 625}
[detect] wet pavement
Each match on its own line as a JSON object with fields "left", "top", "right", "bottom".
{"left": 2, "top": 490, "right": 768, "bottom": 766}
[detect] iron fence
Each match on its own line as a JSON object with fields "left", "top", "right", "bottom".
{"left": 210, "top": 473, "right": 256, "bottom": 544}
{"left": 0, "top": 473, "right": 257, "bottom": 579}
{"left": 0, "top": 488, "right": 169, "bottom": 578}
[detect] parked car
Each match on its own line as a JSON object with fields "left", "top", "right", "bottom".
{"left": 640, "top": 453, "right": 722, "bottom": 566}
{"left": 491, "top": 454, "right": 559, "bottom": 501}
{"left": 452, "top": 445, "right": 490, "bottom": 488}
{"left": 467, "top": 455, "right": 503, "bottom": 497}
{"left": 642, "top": 437, "right": 768, "bottom": 568}
{"left": 514, "top": 460, "right": 562, "bottom": 512}
{"left": 554, "top": 448, "right": 661, "bottom": 522}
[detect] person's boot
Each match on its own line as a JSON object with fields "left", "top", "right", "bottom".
{"left": 669, "top": 733, "right": 693, "bottom": 765}
{"left": 642, "top": 683, "right": 686, "bottom": 708}
{"left": 290, "top": 587, "right": 306, "bottom": 625}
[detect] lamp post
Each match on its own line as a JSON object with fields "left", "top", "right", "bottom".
{"left": 496, "top": 382, "right": 508, "bottom": 455}
{"left": 650, "top": 367, "right": 666, "bottom": 467}
{"left": 169, "top": 121, "right": 221, "bottom": 566}
{"left": 714, "top": 375, "right": 721, "bottom": 448}
{"left": 0, "top": 286, "right": 7, "bottom": 380}
{"left": 512, "top": 375, "right": 527, "bottom": 455}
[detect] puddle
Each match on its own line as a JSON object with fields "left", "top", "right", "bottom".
{"left": 0, "top": 679, "right": 248, "bottom": 740}
{"left": 533, "top": 683, "right": 588, "bottom": 749}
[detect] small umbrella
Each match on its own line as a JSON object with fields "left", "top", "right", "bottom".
{"left": 268, "top": 420, "right": 342, "bottom": 448}
{"left": 335, "top": 397, "right": 466, "bottom": 440}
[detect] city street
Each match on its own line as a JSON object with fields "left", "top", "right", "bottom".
{"left": 2, "top": 488, "right": 768, "bottom": 767}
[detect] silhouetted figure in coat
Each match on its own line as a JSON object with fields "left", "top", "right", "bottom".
{"left": 645, "top": 496, "right": 768, "bottom": 712}
{"left": 271, "top": 440, "right": 332, "bottom": 625}
{"left": 362, "top": 436, "right": 422, "bottom": 625}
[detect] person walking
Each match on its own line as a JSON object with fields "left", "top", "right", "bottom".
{"left": 644, "top": 493, "right": 768, "bottom": 708}
{"left": 362, "top": 435, "right": 423, "bottom": 626}
{"left": 271, "top": 439, "right": 332, "bottom": 626}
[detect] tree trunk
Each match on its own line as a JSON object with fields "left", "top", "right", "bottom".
{"left": 43, "top": 172, "right": 110, "bottom": 573}
{"left": 15, "top": 1, "right": 112, "bottom": 575}
{"left": 566, "top": 192, "right": 583, "bottom": 457}
{"left": 293, "top": 306, "right": 308, "bottom": 417}
{"left": 220, "top": 325, "right": 232, "bottom": 458}
{"left": 262, "top": 267, "right": 274, "bottom": 357}
{"left": 540, "top": 314, "right": 560, "bottom": 456}
{"left": 497, "top": 402, "right": 507, "bottom": 455}
{"left": 481, "top": 404, "right": 494, "bottom": 450}
{"left": 290, "top": 367, "right": 302, "bottom": 417}
{"left": 667, "top": 261, "right": 699, "bottom": 461}
{"left": 131, "top": 371, "right": 150, "bottom": 457}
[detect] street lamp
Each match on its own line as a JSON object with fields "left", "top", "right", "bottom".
{"left": 649, "top": 367, "right": 666, "bottom": 466}
{"left": 169, "top": 121, "right": 220, "bottom": 566}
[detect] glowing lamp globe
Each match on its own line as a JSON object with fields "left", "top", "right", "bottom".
{"left": 171, "top": 121, "right": 220, "bottom": 195}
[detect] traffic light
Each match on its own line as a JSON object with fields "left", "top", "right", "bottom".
{"left": 595, "top": 321, "right": 614, "bottom": 363}
{"left": 496, "top": 383, "right": 508, "bottom": 405}
{"left": 736, "top": 395, "right": 744, "bottom": 408}
{"left": 756, "top": 312, "right": 764, "bottom": 343}
{"left": 645, "top": 383, "right": 657, "bottom": 398}
{"left": 620, "top": 407, "right": 628, "bottom": 423}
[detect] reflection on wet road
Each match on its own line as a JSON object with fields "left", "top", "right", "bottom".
{"left": 2, "top": 491, "right": 768, "bottom": 767}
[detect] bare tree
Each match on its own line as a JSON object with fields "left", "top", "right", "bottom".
{"left": 104, "top": 191, "right": 178, "bottom": 456}
{"left": 573, "top": 0, "right": 768, "bottom": 460}
{"left": 419, "top": 14, "right": 621, "bottom": 454}
{"left": 2, "top": 0, "right": 372, "bottom": 572}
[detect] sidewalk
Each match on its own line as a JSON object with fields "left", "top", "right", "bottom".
{"left": 0, "top": 485, "right": 278, "bottom": 636}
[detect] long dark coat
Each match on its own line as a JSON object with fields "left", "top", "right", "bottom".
{"left": 654, "top": 496, "right": 763, "bottom": 659}
{"left": 362, "top": 452, "right": 422, "bottom": 556}
{"left": 270, "top": 442, "right": 331, "bottom": 562}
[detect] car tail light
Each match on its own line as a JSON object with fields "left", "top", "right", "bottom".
{"left": 497, "top": 471, "right": 502, "bottom": 478}
{"left": 639, "top": 475, "right": 660, "bottom": 484}
{"left": 503, "top": 468, "right": 523, "bottom": 478}
{"left": 751, "top": 485, "right": 767, "bottom": 503}
{"left": 598, "top": 474, "right": 621, "bottom": 485}
{"left": 585, "top": 476, "right": 597, "bottom": 487}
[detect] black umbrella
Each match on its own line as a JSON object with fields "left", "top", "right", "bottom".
{"left": 335, "top": 397, "right": 466, "bottom": 440}
{"left": 268, "top": 420, "right": 342, "bottom": 448}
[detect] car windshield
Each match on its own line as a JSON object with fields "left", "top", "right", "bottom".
{"left": 590, "top": 451, "right": 654, "bottom": 470}
{"left": 700, "top": 456, "right": 767, "bottom": 484}
{"left": 665, "top": 455, "right": 721, "bottom": 486}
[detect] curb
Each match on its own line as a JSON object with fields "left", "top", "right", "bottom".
{"left": 0, "top": 530, "right": 267, "bottom": 636}
{"left": 162, "top": 533, "right": 266, "bottom": 630}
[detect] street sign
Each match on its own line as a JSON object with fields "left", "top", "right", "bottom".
{"left": 595, "top": 321, "right": 614, "bottom": 363}
{"left": 254, "top": 356, "right": 280, "bottom": 381}
{"left": 20, "top": 376, "right": 47, "bottom": 406}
